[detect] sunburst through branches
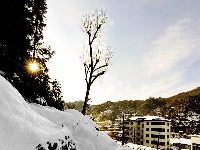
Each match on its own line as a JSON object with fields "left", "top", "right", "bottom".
{"left": 25, "top": 59, "right": 40, "bottom": 76}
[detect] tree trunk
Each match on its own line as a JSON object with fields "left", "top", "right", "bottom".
{"left": 82, "top": 84, "right": 91, "bottom": 115}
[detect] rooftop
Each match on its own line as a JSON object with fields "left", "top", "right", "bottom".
{"left": 129, "top": 116, "right": 170, "bottom": 121}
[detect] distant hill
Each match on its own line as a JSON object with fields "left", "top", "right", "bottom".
{"left": 65, "top": 87, "right": 200, "bottom": 119}
{"left": 65, "top": 100, "right": 84, "bottom": 112}
{"left": 65, "top": 87, "right": 200, "bottom": 134}
{"left": 88, "top": 87, "right": 200, "bottom": 121}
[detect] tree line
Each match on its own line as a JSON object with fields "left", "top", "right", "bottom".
{"left": 67, "top": 87, "right": 200, "bottom": 134}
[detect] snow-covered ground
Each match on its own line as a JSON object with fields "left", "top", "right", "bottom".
{"left": 125, "top": 143, "right": 156, "bottom": 150}
{"left": 0, "top": 75, "right": 132, "bottom": 150}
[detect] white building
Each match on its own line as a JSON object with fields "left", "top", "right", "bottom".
{"left": 128, "top": 116, "right": 171, "bottom": 150}
{"left": 190, "top": 135, "right": 200, "bottom": 150}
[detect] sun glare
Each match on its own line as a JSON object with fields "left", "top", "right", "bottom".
{"left": 25, "top": 59, "right": 40, "bottom": 76}
{"left": 29, "top": 61, "right": 38, "bottom": 72}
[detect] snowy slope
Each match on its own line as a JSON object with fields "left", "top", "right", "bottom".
{"left": 0, "top": 76, "right": 75, "bottom": 150}
{"left": 0, "top": 75, "right": 131, "bottom": 150}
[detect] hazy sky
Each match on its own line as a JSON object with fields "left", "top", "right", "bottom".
{"left": 44, "top": 0, "right": 200, "bottom": 104}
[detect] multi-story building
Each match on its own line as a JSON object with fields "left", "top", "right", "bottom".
{"left": 190, "top": 135, "right": 200, "bottom": 150}
{"left": 128, "top": 116, "right": 171, "bottom": 150}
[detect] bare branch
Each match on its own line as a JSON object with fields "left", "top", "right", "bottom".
{"left": 91, "top": 71, "right": 105, "bottom": 84}
{"left": 90, "top": 24, "right": 101, "bottom": 44}
{"left": 93, "top": 56, "right": 100, "bottom": 71}
{"left": 93, "top": 63, "right": 108, "bottom": 73}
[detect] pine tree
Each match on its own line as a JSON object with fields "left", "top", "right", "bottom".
{"left": 49, "top": 79, "right": 64, "bottom": 110}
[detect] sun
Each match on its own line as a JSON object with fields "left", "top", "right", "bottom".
{"left": 25, "top": 59, "right": 40, "bottom": 76}
{"left": 29, "top": 61, "right": 38, "bottom": 72}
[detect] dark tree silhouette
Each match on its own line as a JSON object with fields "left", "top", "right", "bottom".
{"left": 81, "top": 9, "right": 113, "bottom": 115}
{"left": 0, "top": 0, "right": 64, "bottom": 110}
{"left": 49, "top": 79, "right": 65, "bottom": 110}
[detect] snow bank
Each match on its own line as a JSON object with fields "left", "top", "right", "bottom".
{"left": 29, "top": 103, "right": 119, "bottom": 150}
{"left": 0, "top": 75, "right": 131, "bottom": 150}
{"left": 0, "top": 75, "right": 75, "bottom": 150}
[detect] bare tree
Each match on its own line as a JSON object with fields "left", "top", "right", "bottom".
{"left": 81, "top": 9, "right": 113, "bottom": 115}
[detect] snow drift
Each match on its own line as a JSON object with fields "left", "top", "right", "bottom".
{"left": 0, "top": 75, "right": 75, "bottom": 150}
{"left": 29, "top": 103, "right": 117, "bottom": 150}
{"left": 0, "top": 75, "right": 131, "bottom": 150}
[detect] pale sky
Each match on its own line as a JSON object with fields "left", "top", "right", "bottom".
{"left": 44, "top": 0, "right": 200, "bottom": 104}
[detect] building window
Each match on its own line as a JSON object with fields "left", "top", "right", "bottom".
{"left": 151, "top": 128, "right": 165, "bottom": 132}
{"left": 146, "top": 140, "right": 149, "bottom": 143}
{"left": 146, "top": 128, "right": 149, "bottom": 131}
{"left": 146, "top": 134, "right": 149, "bottom": 137}
{"left": 167, "top": 135, "right": 169, "bottom": 138}
{"left": 138, "top": 127, "right": 140, "bottom": 130}
{"left": 151, "top": 140, "right": 157, "bottom": 145}
{"left": 151, "top": 134, "right": 165, "bottom": 139}
{"left": 160, "top": 142, "right": 165, "bottom": 146}
{"left": 138, "top": 122, "right": 140, "bottom": 125}
{"left": 146, "top": 122, "right": 149, "bottom": 125}
{"left": 192, "top": 144, "right": 200, "bottom": 150}
{"left": 167, "top": 129, "right": 169, "bottom": 132}
{"left": 151, "top": 122, "right": 165, "bottom": 125}
{"left": 167, "top": 123, "right": 169, "bottom": 126}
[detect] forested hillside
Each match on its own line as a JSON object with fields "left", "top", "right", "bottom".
{"left": 66, "top": 87, "right": 200, "bottom": 134}
{"left": 88, "top": 87, "right": 200, "bottom": 121}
